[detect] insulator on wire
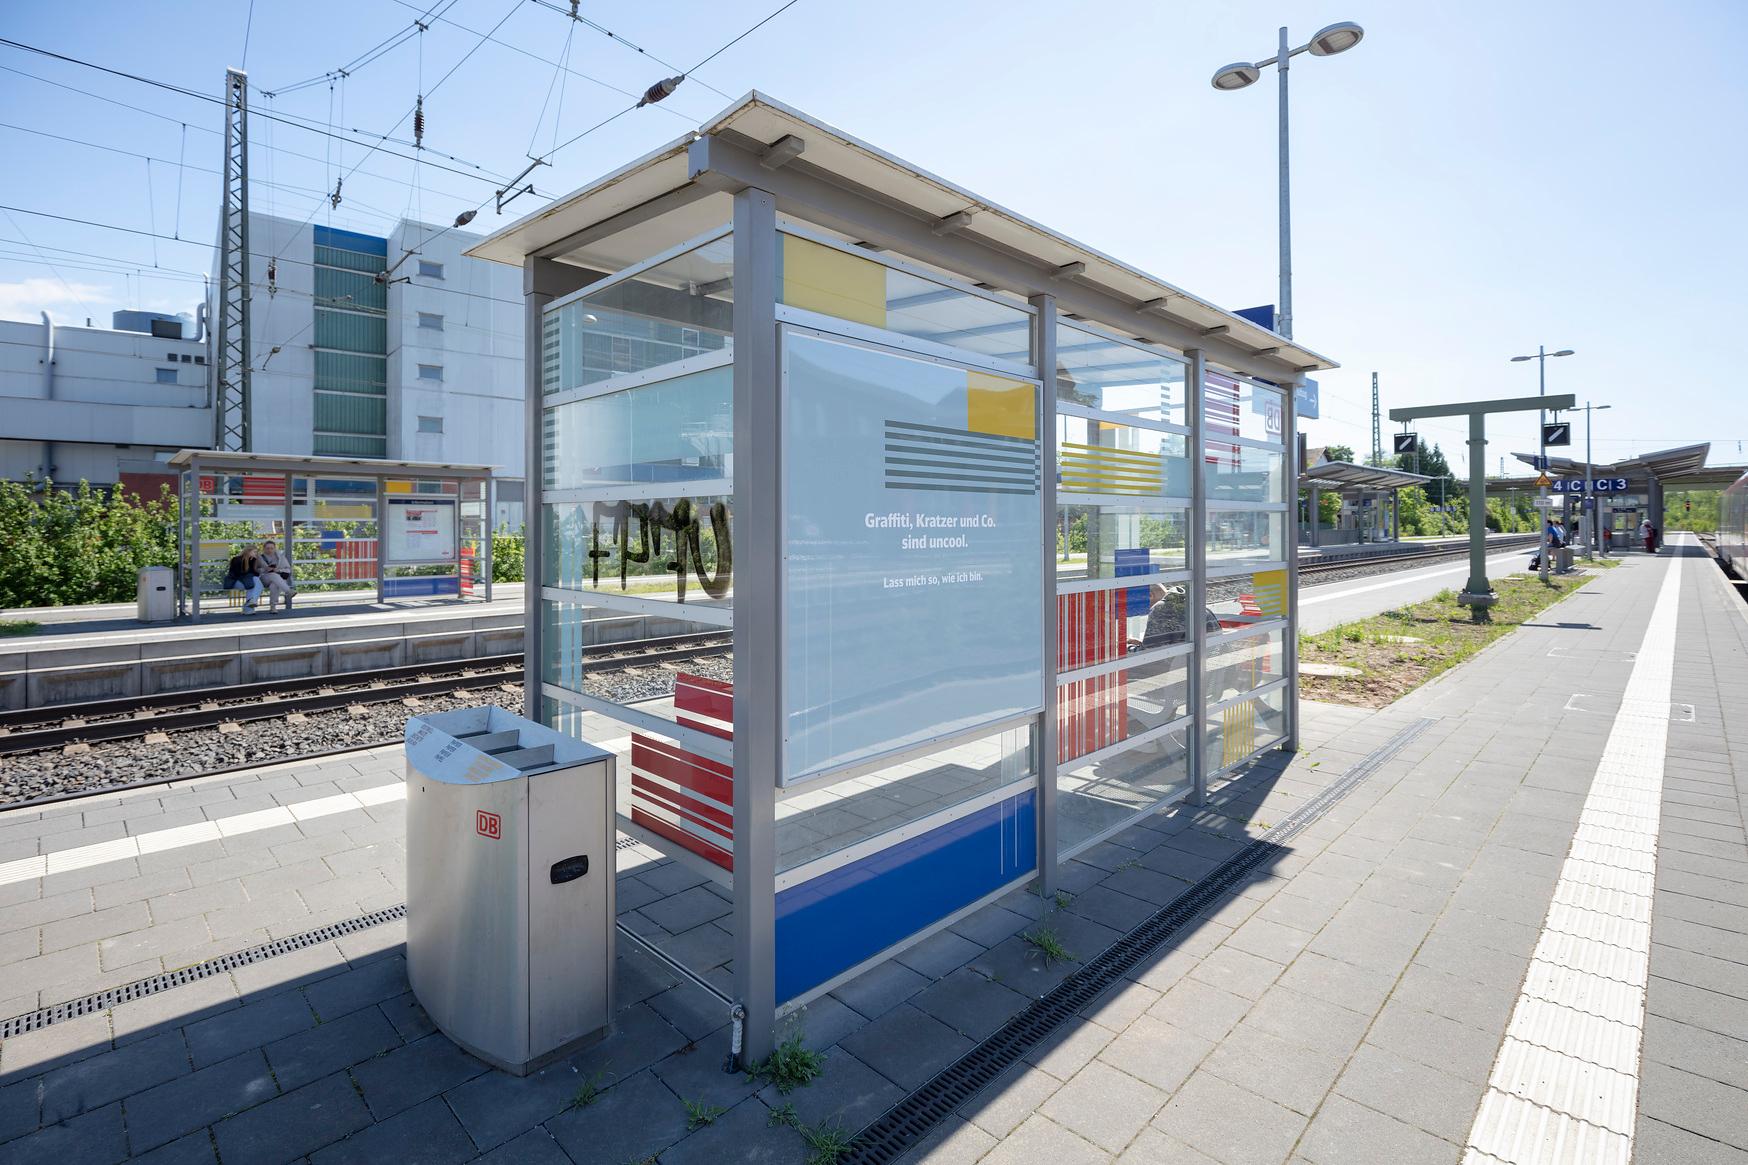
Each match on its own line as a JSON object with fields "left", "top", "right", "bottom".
{"left": 414, "top": 96, "right": 425, "bottom": 148}
{"left": 638, "top": 76, "right": 683, "bottom": 108}
{"left": 330, "top": 178, "right": 343, "bottom": 208}
{"left": 266, "top": 258, "right": 277, "bottom": 295}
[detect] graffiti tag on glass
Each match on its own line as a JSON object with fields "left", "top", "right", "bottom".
{"left": 587, "top": 497, "right": 731, "bottom": 600}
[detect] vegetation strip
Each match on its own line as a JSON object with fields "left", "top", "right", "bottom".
{"left": 1299, "top": 562, "right": 1619, "bottom": 709}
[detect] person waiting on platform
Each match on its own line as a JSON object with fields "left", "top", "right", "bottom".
{"left": 222, "top": 547, "right": 263, "bottom": 613}
{"left": 257, "top": 539, "right": 297, "bottom": 612}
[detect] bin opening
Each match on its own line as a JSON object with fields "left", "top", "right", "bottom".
{"left": 454, "top": 729, "right": 561, "bottom": 776}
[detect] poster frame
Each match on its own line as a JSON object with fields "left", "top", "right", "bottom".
{"left": 383, "top": 495, "right": 460, "bottom": 566}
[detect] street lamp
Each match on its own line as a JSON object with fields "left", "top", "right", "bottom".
{"left": 1210, "top": 21, "right": 1365, "bottom": 341}
{"left": 1510, "top": 346, "right": 1575, "bottom": 581}
{"left": 1570, "top": 402, "right": 1611, "bottom": 559}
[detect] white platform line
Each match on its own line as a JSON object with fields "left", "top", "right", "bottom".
{"left": 0, "top": 783, "right": 407, "bottom": 888}
{"left": 1466, "top": 551, "right": 1681, "bottom": 1165}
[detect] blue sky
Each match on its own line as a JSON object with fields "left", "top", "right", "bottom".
{"left": 3, "top": 0, "right": 1745, "bottom": 475}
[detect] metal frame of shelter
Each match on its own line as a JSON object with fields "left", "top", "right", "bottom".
{"left": 470, "top": 92, "right": 1336, "bottom": 1062}
{"left": 167, "top": 450, "right": 494, "bottom": 622}
{"left": 1300, "top": 460, "right": 1431, "bottom": 546}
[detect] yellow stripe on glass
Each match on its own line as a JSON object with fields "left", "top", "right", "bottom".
{"left": 1059, "top": 442, "right": 1164, "bottom": 495}
{"left": 780, "top": 235, "right": 887, "bottom": 328}
{"left": 1223, "top": 698, "right": 1257, "bottom": 767}
{"left": 1250, "top": 569, "right": 1287, "bottom": 617}
{"left": 966, "top": 371, "right": 1036, "bottom": 440}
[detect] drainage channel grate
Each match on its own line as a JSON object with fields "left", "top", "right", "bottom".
{"left": 845, "top": 716, "right": 1438, "bottom": 1165}
{"left": 0, "top": 903, "right": 407, "bottom": 1040}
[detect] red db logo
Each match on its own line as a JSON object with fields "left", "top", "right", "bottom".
{"left": 476, "top": 811, "right": 501, "bottom": 840}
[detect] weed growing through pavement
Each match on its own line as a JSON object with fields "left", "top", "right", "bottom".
{"left": 569, "top": 1070, "right": 608, "bottom": 1109}
{"left": 769, "top": 1103, "right": 855, "bottom": 1165}
{"left": 1023, "top": 923, "right": 1076, "bottom": 966}
{"left": 747, "top": 1030, "right": 826, "bottom": 1093}
{"left": 683, "top": 1098, "right": 727, "bottom": 1130}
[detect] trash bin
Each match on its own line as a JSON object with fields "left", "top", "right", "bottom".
{"left": 136, "top": 566, "right": 174, "bottom": 622}
{"left": 405, "top": 706, "right": 616, "bottom": 1075}
{"left": 1557, "top": 547, "right": 1574, "bottom": 573}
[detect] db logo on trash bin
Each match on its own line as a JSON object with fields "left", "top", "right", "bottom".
{"left": 476, "top": 811, "right": 501, "bottom": 840}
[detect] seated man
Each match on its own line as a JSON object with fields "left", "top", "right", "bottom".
{"left": 222, "top": 547, "right": 263, "bottom": 613}
{"left": 257, "top": 539, "right": 297, "bottom": 612}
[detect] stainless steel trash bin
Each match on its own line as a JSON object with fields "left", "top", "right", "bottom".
{"left": 136, "top": 566, "right": 174, "bottom": 622}
{"left": 405, "top": 706, "right": 615, "bottom": 1075}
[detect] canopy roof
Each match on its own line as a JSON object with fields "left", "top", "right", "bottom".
{"left": 467, "top": 92, "right": 1335, "bottom": 380}
{"left": 168, "top": 451, "right": 494, "bottom": 479}
{"left": 1511, "top": 442, "right": 1716, "bottom": 482}
{"left": 1302, "top": 461, "right": 1431, "bottom": 492}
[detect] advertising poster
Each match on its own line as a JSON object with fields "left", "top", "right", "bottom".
{"left": 782, "top": 330, "right": 1044, "bottom": 784}
{"left": 386, "top": 496, "right": 457, "bottom": 563}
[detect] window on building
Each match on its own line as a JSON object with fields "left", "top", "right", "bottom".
{"left": 155, "top": 367, "right": 177, "bottom": 384}
{"left": 418, "top": 312, "right": 444, "bottom": 331}
{"left": 417, "top": 415, "right": 444, "bottom": 434}
{"left": 166, "top": 351, "right": 178, "bottom": 360}
{"left": 195, "top": 355, "right": 206, "bottom": 365}
{"left": 417, "top": 260, "right": 445, "bottom": 279}
{"left": 417, "top": 364, "right": 444, "bottom": 381}
{"left": 180, "top": 354, "right": 193, "bottom": 363}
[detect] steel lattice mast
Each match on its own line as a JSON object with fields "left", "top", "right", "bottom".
{"left": 214, "top": 67, "right": 252, "bottom": 451}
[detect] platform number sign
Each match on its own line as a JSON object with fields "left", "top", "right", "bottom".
{"left": 1542, "top": 421, "right": 1571, "bottom": 446}
{"left": 1393, "top": 432, "right": 1418, "bottom": 455}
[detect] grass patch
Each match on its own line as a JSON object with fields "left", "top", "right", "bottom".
{"left": 769, "top": 1104, "right": 855, "bottom": 1165}
{"left": 1023, "top": 923, "right": 1076, "bottom": 966}
{"left": 568, "top": 1070, "right": 608, "bottom": 1109}
{"left": 1299, "top": 567, "right": 1603, "bottom": 709}
{"left": 747, "top": 1030, "right": 827, "bottom": 1094}
{"left": 682, "top": 1097, "right": 727, "bottom": 1130}
{"left": 0, "top": 620, "right": 40, "bottom": 637}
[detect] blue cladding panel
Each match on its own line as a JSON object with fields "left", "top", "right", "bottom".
{"left": 384, "top": 576, "right": 460, "bottom": 598}
{"left": 774, "top": 789, "right": 1036, "bottom": 1003}
{"left": 1114, "top": 547, "right": 1152, "bottom": 617}
{"left": 313, "top": 225, "right": 388, "bottom": 256}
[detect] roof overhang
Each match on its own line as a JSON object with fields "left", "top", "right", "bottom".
{"left": 1512, "top": 442, "right": 1711, "bottom": 482}
{"left": 468, "top": 92, "right": 1336, "bottom": 384}
{"left": 168, "top": 451, "right": 495, "bottom": 479}
{"left": 1302, "top": 461, "right": 1432, "bottom": 491}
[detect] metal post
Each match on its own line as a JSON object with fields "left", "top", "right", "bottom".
{"left": 188, "top": 462, "right": 202, "bottom": 623}
{"left": 1465, "top": 411, "right": 1489, "bottom": 601}
{"left": 730, "top": 186, "right": 779, "bottom": 1068}
{"left": 1308, "top": 484, "right": 1319, "bottom": 547}
{"left": 1276, "top": 25, "right": 1293, "bottom": 341}
{"left": 375, "top": 477, "right": 387, "bottom": 607}
{"left": 1282, "top": 376, "right": 1301, "bottom": 751}
{"left": 1583, "top": 403, "right": 1595, "bottom": 560}
{"left": 1186, "top": 348, "right": 1208, "bottom": 804}
{"left": 1536, "top": 345, "right": 1549, "bottom": 582}
{"left": 483, "top": 478, "right": 495, "bottom": 602}
{"left": 215, "top": 68, "right": 252, "bottom": 452}
{"left": 1031, "top": 292, "right": 1059, "bottom": 892}
{"left": 283, "top": 473, "right": 295, "bottom": 598}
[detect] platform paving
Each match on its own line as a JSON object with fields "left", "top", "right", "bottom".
{"left": 0, "top": 538, "right": 1742, "bottom": 1163}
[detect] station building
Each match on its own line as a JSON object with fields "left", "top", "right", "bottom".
{"left": 470, "top": 93, "right": 1334, "bottom": 1055}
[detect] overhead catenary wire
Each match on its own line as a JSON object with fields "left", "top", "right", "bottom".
{"left": 525, "top": 0, "right": 731, "bottom": 100}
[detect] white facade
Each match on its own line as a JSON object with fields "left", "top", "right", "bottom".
{"left": 238, "top": 212, "right": 525, "bottom": 523}
{"left": 0, "top": 312, "right": 209, "bottom": 487}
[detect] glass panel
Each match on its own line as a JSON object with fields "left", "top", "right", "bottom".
{"left": 1205, "top": 684, "right": 1287, "bottom": 774}
{"left": 1058, "top": 727, "right": 1191, "bottom": 855}
{"left": 782, "top": 330, "right": 1043, "bottom": 782}
{"left": 313, "top": 310, "right": 388, "bottom": 355}
{"left": 314, "top": 351, "right": 386, "bottom": 394}
{"left": 1205, "top": 629, "right": 1285, "bottom": 705}
{"left": 1204, "top": 372, "right": 1284, "bottom": 446}
{"left": 775, "top": 722, "right": 1034, "bottom": 873}
{"left": 1055, "top": 504, "right": 1188, "bottom": 584}
{"left": 312, "top": 434, "right": 387, "bottom": 458}
{"left": 313, "top": 266, "right": 387, "bottom": 313}
{"left": 1058, "top": 652, "right": 1189, "bottom": 762}
{"left": 542, "top": 599, "right": 733, "bottom": 726}
{"left": 779, "top": 234, "right": 1032, "bottom": 367}
{"left": 1204, "top": 443, "right": 1284, "bottom": 504}
{"left": 1206, "top": 510, "right": 1284, "bottom": 568}
{"left": 543, "top": 497, "right": 732, "bottom": 608}
{"left": 1057, "top": 415, "right": 1190, "bottom": 499}
{"left": 1208, "top": 567, "right": 1288, "bottom": 625}
{"left": 546, "top": 234, "right": 733, "bottom": 393}
{"left": 314, "top": 391, "right": 385, "bottom": 435}
{"left": 543, "top": 366, "right": 732, "bottom": 491}
{"left": 1056, "top": 324, "right": 1187, "bottom": 427}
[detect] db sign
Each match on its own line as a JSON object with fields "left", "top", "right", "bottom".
{"left": 476, "top": 810, "right": 501, "bottom": 840}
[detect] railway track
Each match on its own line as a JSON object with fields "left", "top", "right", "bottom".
{"left": 1298, "top": 535, "right": 1541, "bottom": 577}
{"left": 0, "top": 630, "right": 730, "bottom": 757}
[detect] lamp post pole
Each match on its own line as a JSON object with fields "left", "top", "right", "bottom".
{"left": 1572, "top": 402, "right": 1612, "bottom": 559}
{"left": 1212, "top": 21, "right": 1364, "bottom": 342}
{"left": 1510, "top": 346, "right": 1574, "bottom": 582}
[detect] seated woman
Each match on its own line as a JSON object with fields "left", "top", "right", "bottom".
{"left": 222, "top": 547, "right": 263, "bottom": 613}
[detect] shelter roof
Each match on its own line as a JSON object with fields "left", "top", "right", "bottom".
{"left": 168, "top": 451, "right": 494, "bottom": 478}
{"left": 1301, "top": 461, "right": 1431, "bottom": 492}
{"left": 466, "top": 92, "right": 1335, "bottom": 378}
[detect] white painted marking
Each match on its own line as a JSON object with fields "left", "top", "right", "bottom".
{"left": 1466, "top": 551, "right": 1681, "bottom": 1164}
{"left": 1300, "top": 550, "right": 1530, "bottom": 607}
{"left": 0, "top": 781, "right": 408, "bottom": 888}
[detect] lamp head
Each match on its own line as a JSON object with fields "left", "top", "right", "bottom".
{"left": 1308, "top": 21, "right": 1365, "bottom": 56}
{"left": 1211, "top": 62, "right": 1261, "bottom": 91}
{"left": 1552, "top": 349, "right": 1575, "bottom": 357}
{"left": 1510, "top": 355, "right": 1532, "bottom": 362}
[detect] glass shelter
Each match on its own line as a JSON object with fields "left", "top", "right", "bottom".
{"left": 468, "top": 94, "right": 1335, "bottom": 1060}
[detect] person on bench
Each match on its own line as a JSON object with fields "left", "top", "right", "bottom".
{"left": 222, "top": 547, "right": 263, "bottom": 613}
{"left": 257, "top": 539, "right": 297, "bottom": 612}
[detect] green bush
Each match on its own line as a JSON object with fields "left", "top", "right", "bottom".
{"left": 0, "top": 478, "right": 177, "bottom": 608}
{"left": 490, "top": 527, "right": 526, "bottom": 582}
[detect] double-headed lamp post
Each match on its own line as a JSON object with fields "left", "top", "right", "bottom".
{"left": 1511, "top": 346, "right": 1574, "bottom": 581}
{"left": 1570, "top": 402, "right": 1611, "bottom": 559}
{"left": 1211, "top": 21, "right": 1364, "bottom": 341}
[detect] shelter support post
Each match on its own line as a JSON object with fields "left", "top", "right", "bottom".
{"left": 1186, "top": 348, "right": 1208, "bottom": 806}
{"left": 1282, "top": 377, "right": 1301, "bottom": 751}
{"left": 1031, "top": 292, "right": 1059, "bottom": 892}
{"left": 375, "top": 478, "right": 387, "bottom": 607}
{"left": 1464, "top": 412, "right": 1489, "bottom": 603}
{"left": 1309, "top": 485, "right": 1319, "bottom": 547}
{"left": 730, "top": 186, "right": 779, "bottom": 1068}
{"left": 483, "top": 479, "right": 494, "bottom": 603}
{"left": 1648, "top": 477, "right": 1664, "bottom": 548}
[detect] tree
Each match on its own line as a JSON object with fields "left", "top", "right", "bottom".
{"left": 1321, "top": 443, "right": 1354, "bottom": 464}
{"left": 1664, "top": 490, "right": 1719, "bottom": 532}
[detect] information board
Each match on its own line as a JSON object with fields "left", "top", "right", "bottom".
{"left": 782, "top": 330, "right": 1043, "bottom": 784}
{"left": 385, "top": 497, "right": 457, "bottom": 563}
